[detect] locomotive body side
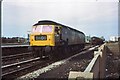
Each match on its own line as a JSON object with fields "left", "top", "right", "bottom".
{"left": 60, "top": 26, "right": 85, "bottom": 47}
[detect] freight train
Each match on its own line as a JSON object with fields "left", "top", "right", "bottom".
{"left": 91, "top": 36, "right": 104, "bottom": 45}
{"left": 29, "top": 20, "right": 85, "bottom": 58}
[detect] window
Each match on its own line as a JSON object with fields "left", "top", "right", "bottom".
{"left": 32, "top": 25, "right": 53, "bottom": 33}
{"left": 42, "top": 26, "right": 52, "bottom": 33}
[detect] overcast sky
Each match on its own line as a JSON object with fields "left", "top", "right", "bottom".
{"left": 2, "top": 0, "right": 119, "bottom": 40}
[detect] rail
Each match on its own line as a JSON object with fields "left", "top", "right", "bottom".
{"left": 1, "top": 44, "right": 29, "bottom": 48}
{"left": 2, "top": 57, "right": 41, "bottom": 77}
{"left": 68, "top": 43, "right": 107, "bottom": 79}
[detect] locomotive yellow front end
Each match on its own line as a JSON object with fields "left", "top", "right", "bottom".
{"left": 30, "top": 25, "right": 55, "bottom": 47}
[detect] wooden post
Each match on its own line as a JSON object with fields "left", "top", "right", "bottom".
{"left": 99, "top": 44, "right": 107, "bottom": 78}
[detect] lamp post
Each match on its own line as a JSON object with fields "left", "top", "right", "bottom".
{"left": 27, "top": 31, "right": 31, "bottom": 43}
{"left": 118, "top": 36, "right": 120, "bottom": 56}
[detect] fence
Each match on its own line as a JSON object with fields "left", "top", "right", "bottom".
{"left": 68, "top": 43, "right": 107, "bottom": 79}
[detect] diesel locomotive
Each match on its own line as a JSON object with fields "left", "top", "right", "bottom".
{"left": 91, "top": 36, "right": 104, "bottom": 45}
{"left": 29, "top": 20, "right": 85, "bottom": 58}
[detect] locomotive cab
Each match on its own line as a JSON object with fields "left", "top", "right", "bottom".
{"left": 30, "top": 25, "right": 55, "bottom": 47}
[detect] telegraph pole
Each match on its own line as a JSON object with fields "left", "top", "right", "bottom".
{"left": 0, "top": 0, "right": 2, "bottom": 80}
{"left": 118, "top": 3, "right": 120, "bottom": 78}
{"left": 27, "top": 31, "right": 31, "bottom": 44}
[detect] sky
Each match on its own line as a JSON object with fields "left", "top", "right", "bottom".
{"left": 1, "top": 0, "right": 119, "bottom": 40}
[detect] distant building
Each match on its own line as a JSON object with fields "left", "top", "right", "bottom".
{"left": 109, "top": 36, "right": 119, "bottom": 42}
{"left": 2, "top": 37, "right": 27, "bottom": 43}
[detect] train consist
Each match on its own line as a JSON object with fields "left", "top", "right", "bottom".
{"left": 91, "top": 36, "right": 104, "bottom": 45}
{"left": 29, "top": 20, "right": 85, "bottom": 58}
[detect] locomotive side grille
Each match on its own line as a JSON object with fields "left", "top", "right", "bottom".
{"left": 35, "top": 35, "right": 47, "bottom": 40}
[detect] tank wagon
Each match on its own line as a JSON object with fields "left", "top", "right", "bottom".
{"left": 91, "top": 36, "right": 104, "bottom": 45}
{"left": 29, "top": 20, "right": 85, "bottom": 58}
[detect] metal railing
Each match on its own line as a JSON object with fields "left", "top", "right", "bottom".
{"left": 68, "top": 43, "right": 107, "bottom": 79}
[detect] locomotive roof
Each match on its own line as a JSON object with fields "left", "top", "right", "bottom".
{"left": 91, "top": 36, "right": 103, "bottom": 40}
{"left": 33, "top": 20, "right": 85, "bottom": 35}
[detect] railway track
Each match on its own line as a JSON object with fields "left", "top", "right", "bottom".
{"left": 2, "top": 52, "right": 36, "bottom": 66}
{"left": 2, "top": 45, "right": 98, "bottom": 79}
{"left": 2, "top": 57, "right": 40, "bottom": 76}
{"left": 17, "top": 46, "right": 98, "bottom": 79}
{"left": 2, "top": 56, "right": 51, "bottom": 79}
{"left": 2, "top": 50, "right": 57, "bottom": 79}
{"left": 2, "top": 52, "right": 31, "bottom": 59}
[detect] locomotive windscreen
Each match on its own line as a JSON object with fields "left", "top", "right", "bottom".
{"left": 42, "top": 26, "right": 52, "bottom": 33}
{"left": 32, "top": 25, "right": 52, "bottom": 33}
